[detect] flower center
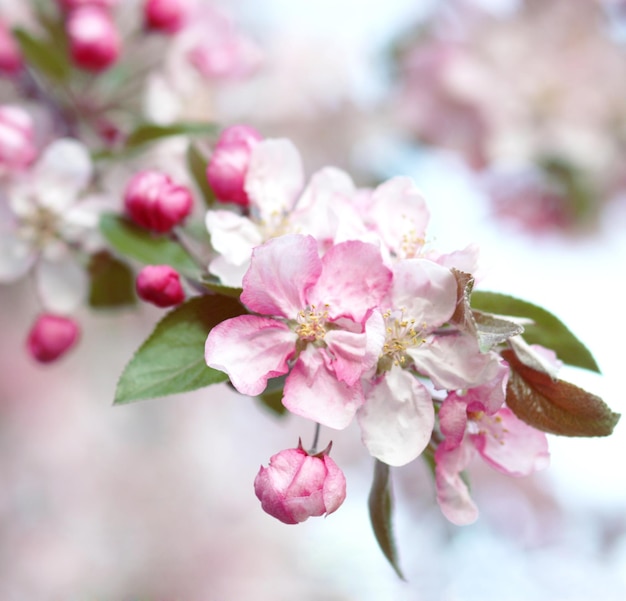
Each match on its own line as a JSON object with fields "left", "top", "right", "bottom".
{"left": 295, "top": 305, "right": 328, "bottom": 342}
{"left": 380, "top": 308, "right": 427, "bottom": 368}
{"left": 18, "top": 205, "right": 60, "bottom": 250}
{"left": 468, "top": 411, "right": 508, "bottom": 445}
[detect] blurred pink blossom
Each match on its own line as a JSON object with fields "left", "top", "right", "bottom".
{"left": 0, "top": 105, "right": 37, "bottom": 173}
{"left": 26, "top": 313, "right": 80, "bottom": 363}
{"left": 136, "top": 264, "right": 185, "bottom": 308}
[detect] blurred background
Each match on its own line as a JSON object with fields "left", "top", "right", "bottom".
{"left": 1, "top": 0, "right": 625, "bottom": 599}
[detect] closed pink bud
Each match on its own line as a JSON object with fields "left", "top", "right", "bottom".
{"left": 27, "top": 314, "right": 80, "bottom": 364}
{"left": 136, "top": 265, "right": 185, "bottom": 307}
{"left": 124, "top": 170, "right": 193, "bottom": 233}
{"left": 67, "top": 6, "right": 120, "bottom": 72}
{"left": 0, "top": 20, "right": 22, "bottom": 75}
{"left": 0, "top": 105, "right": 37, "bottom": 171}
{"left": 206, "top": 124, "right": 262, "bottom": 207}
{"left": 144, "top": 0, "right": 188, "bottom": 34}
{"left": 254, "top": 442, "right": 347, "bottom": 524}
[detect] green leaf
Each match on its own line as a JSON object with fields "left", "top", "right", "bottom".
{"left": 88, "top": 251, "right": 136, "bottom": 308}
{"left": 125, "top": 122, "right": 218, "bottom": 150}
{"left": 99, "top": 213, "right": 200, "bottom": 277}
{"left": 186, "top": 142, "right": 216, "bottom": 207}
{"left": 201, "top": 280, "right": 243, "bottom": 299}
{"left": 470, "top": 291, "right": 600, "bottom": 372}
{"left": 502, "top": 349, "right": 620, "bottom": 437}
{"left": 13, "top": 27, "right": 70, "bottom": 82}
{"left": 256, "top": 375, "right": 288, "bottom": 417}
{"left": 368, "top": 460, "right": 405, "bottom": 580}
{"left": 114, "top": 295, "right": 246, "bottom": 404}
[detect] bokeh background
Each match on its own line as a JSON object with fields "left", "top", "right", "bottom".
{"left": 1, "top": 0, "right": 625, "bottom": 599}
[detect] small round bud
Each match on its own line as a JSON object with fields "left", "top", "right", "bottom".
{"left": 0, "top": 20, "right": 23, "bottom": 75}
{"left": 27, "top": 314, "right": 80, "bottom": 364}
{"left": 0, "top": 105, "right": 37, "bottom": 171}
{"left": 136, "top": 265, "right": 185, "bottom": 308}
{"left": 206, "top": 124, "right": 262, "bottom": 207}
{"left": 66, "top": 6, "right": 121, "bottom": 72}
{"left": 124, "top": 170, "right": 193, "bottom": 233}
{"left": 254, "top": 442, "right": 346, "bottom": 524}
{"left": 143, "top": 0, "right": 188, "bottom": 34}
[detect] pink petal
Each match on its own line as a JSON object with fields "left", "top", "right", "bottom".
{"left": 358, "top": 366, "right": 435, "bottom": 466}
{"left": 205, "top": 315, "right": 296, "bottom": 396}
{"left": 283, "top": 346, "right": 363, "bottom": 429}
{"left": 391, "top": 258, "right": 457, "bottom": 327}
{"left": 434, "top": 442, "right": 478, "bottom": 525}
{"left": 410, "top": 334, "right": 502, "bottom": 390}
{"left": 308, "top": 240, "right": 391, "bottom": 323}
{"left": 471, "top": 408, "right": 550, "bottom": 477}
{"left": 439, "top": 394, "right": 469, "bottom": 450}
{"left": 241, "top": 234, "right": 321, "bottom": 318}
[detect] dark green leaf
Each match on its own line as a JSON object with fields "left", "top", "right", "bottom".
{"left": 186, "top": 142, "right": 216, "bottom": 207}
{"left": 13, "top": 27, "right": 70, "bottom": 82}
{"left": 201, "top": 280, "right": 243, "bottom": 299}
{"left": 256, "top": 375, "right": 288, "bottom": 417}
{"left": 470, "top": 291, "right": 600, "bottom": 372}
{"left": 502, "top": 349, "right": 620, "bottom": 437}
{"left": 99, "top": 213, "right": 200, "bottom": 277}
{"left": 125, "top": 122, "right": 218, "bottom": 149}
{"left": 114, "top": 295, "right": 246, "bottom": 404}
{"left": 88, "top": 251, "right": 136, "bottom": 308}
{"left": 368, "top": 460, "right": 405, "bottom": 580}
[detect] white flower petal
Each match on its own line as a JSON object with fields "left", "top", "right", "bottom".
{"left": 36, "top": 255, "right": 87, "bottom": 313}
{"left": 0, "top": 231, "right": 36, "bottom": 281}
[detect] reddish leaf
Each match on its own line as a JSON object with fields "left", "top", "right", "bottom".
{"left": 502, "top": 350, "right": 620, "bottom": 437}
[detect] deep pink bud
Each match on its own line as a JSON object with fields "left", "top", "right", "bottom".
{"left": 124, "top": 170, "right": 194, "bottom": 233}
{"left": 27, "top": 314, "right": 80, "bottom": 364}
{"left": 0, "top": 105, "right": 37, "bottom": 171}
{"left": 144, "top": 0, "right": 188, "bottom": 34}
{"left": 206, "top": 124, "right": 262, "bottom": 207}
{"left": 254, "top": 442, "right": 347, "bottom": 524}
{"left": 67, "top": 6, "right": 120, "bottom": 72}
{"left": 0, "top": 20, "right": 22, "bottom": 75}
{"left": 136, "top": 265, "right": 185, "bottom": 308}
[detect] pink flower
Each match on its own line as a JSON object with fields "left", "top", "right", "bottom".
{"left": 206, "top": 124, "right": 263, "bottom": 206}
{"left": 0, "top": 20, "right": 22, "bottom": 75}
{"left": 254, "top": 441, "right": 346, "bottom": 524}
{"left": 66, "top": 6, "right": 120, "bottom": 72}
{"left": 205, "top": 234, "right": 391, "bottom": 429}
{"left": 434, "top": 367, "right": 550, "bottom": 525}
{"left": 136, "top": 265, "right": 185, "bottom": 307}
{"left": 0, "top": 105, "right": 37, "bottom": 172}
{"left": 143, "top": 0, "right": 188, "bottom": 34}
{"left": 124, "top": 170, "right": 193, "bottom": 233}
{"left": 26, "top": 313, "right": 80, "bottom": 363}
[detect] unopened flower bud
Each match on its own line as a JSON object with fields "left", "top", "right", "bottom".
{"left": 254, "top": 441, "right": 346, "bottom": 524}
{"left": 67, "top": 6, "right": 120, "bottom": 72}
{"left": 136, "top": 265, "right": 185, "bottom": 308}
{"left": 206, "top": 124, "right": 262, "bottom": 207}
{"left": 144, "top": 0, "right": 188, "bottom": 34}
{"left": 0, "top": 20, "right": 22, "bottom": 75}
{"left": 0, "top": 105, "right": 37, "bottom": 171}
{"left": 124, "top": 170, "right": 193, "bottom": 233}
{"left": 27, "top": 314, "right": 80, "bottom": 363}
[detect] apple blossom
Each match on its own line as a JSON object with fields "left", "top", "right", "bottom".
{"left": 357, "top": 258, "right": 501, "bottom": 466}
{"left": 435, "top": 367, "right": 550, "bottom": 525}
{"left": 0, "top": 105, "right": 37, "bottom": 172}
{"left": 206, "top": 124, "right": 263, "bottom": 206}
{"left": 136, "top": 264, "right": 185, "bottom": 307}
{"left": 26, "top": 313, "right": 80, "bottom": 363}
{"left": 124, "top": 170, "right": 193, "bottom": 233}
{"left": 66, "top": 6, "right": 121, "bottom": 72}
{"left": 205, "top": 138, "right": 362, "bottom": 286}
{"left": 143, "top": 0, "right": 188, "bottom": 34}
{"left": 0, "top": 138, "right": 101, "bottom": 313}
{"left": 205, "top": 233, "right": 391, "bottom": 429}
{"left": 254, "top": 441, "right": 346, "bottom": 524}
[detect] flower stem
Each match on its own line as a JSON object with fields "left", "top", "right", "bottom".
{"left": 309, "top": 422, "right": 321, "bottom": 454}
